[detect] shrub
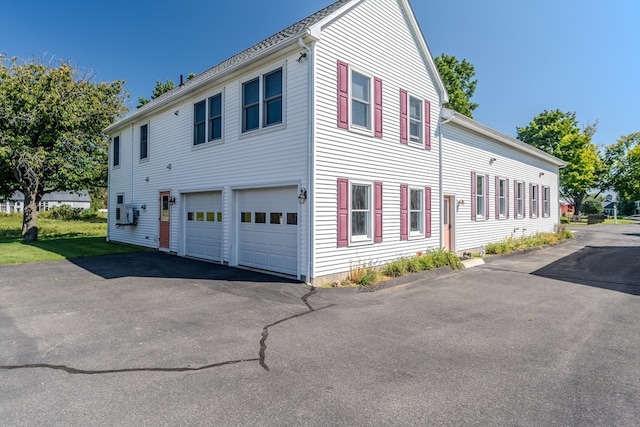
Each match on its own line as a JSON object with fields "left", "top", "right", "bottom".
{"left": 41, "top": 205, "right": 83, "bottom": 221}
{"left": 485, "top": 229, "right": 573, "bottom": 255}
{"left": 560, "top": 216, "right": 570, "bottom": 224}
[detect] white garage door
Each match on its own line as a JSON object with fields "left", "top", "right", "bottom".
{"left": 185, "top": 192, "right": 222, "bottom": 262}
{"left": 238, "top": 187, "right": 298, "bottom": 275}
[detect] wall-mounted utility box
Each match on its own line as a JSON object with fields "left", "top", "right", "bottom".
{"left": 115, "top": 203, "right": 139, "bottom": 225}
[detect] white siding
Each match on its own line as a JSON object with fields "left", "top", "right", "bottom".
{"left": 107, "top": 47, "right": 311, "bottom": 278}
{"left": 441, "top": 123, "right": 560, "bottom": 252}
{"left": 312, "top": 0, "right": 442, "bottom": 278}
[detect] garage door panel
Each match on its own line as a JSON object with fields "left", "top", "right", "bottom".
{"left": 238, "top": 187, "right": 298, "bottom": 275}
{"left": 185, "top": 192, "right": 222, "bottom": 262}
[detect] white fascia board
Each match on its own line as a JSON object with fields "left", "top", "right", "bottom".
{"left": 441, "top": 108, "right": 567, "bottom": 168}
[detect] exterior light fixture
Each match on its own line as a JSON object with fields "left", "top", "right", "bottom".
{"left": 489, "top": 157, "right": 496, "bottom": 164}
{"left": 167, "top": 163, "right": 172, "bottom": 170}
{"left": 539, "top": 172, "right": 545, "bottom": 177}
{"left": 168, "top": 196, "right": 176, "bottom": 206}
{"left": 298, "top": 188, "right": 307, "bottom": 204}
{"left": 457, "top": 199, "right": 465, "bottom": 206}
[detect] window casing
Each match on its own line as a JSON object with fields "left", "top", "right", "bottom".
{"left": 351, "top": 71, "right": 371, "bottom": 130}
{"left": 498, "top": 178, "right": 507, "bottom": 218}
{"left": 139, "top": 124, "right": 148, "bottom": 160}
{"left": 410, "top": 188, "right": 423, "bottom": 233}
{"left": 194, "top": 94, "right": 223, "bottom": 145}
{"left": 409, "top": 96, "right": 423, "bottom": 143}
{"left": 242, "top": 68, "right": 282, "bottom": 133}
{"left": 113, "top": 136, "right": 120, "bottom": 167}
{"left": 543, "top": 186, "right": 550, "bottom": 217}
{"left": 476, "top": 174, "right": 485, "bottom": 219}
{"left": 516, "top": 181, "right": 524, "bottom": 218}
{"left": 351, "top": 183, "right": 371, "bottom": 241}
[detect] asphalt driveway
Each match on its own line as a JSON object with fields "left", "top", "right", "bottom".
{"left": 1, "top": 224, "right": 639, "bottom": 426}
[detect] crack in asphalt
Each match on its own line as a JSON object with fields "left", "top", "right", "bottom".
{"left": 1, "top": 286, "right": 333, "bottom": 375}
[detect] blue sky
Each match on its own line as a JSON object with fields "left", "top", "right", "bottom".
{"left": 1, "top": 0, "right": 638, "bottom": 147}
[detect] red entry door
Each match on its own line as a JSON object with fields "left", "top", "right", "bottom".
{"left": 443, "top": 196, "right": 451, "bottom": 251}
{"left": 159, "top": 192, "right": 170, "bottom": 249}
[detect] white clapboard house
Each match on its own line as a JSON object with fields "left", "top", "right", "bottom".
{"left": 105, "top": 0, "right": 565, "bottom": 283}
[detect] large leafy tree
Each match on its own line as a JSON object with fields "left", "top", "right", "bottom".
{"left": 604, "top": 132, "right": 640, "bottom": 201}
{"left": 434, "top": 53, "right": 478, "bottom": 118}
{"left": 0, "top": 55, "right": 127, "bottom": 241}
{"left": 517, "top": 110, "right": 606, "bottom": 213}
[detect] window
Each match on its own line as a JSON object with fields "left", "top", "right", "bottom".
{"left": 476, "top": 174, "right": 485, "bottom": 219}
{"left": 351, "top": 71, "right": 371, "bottom": 129}
{"left": 409, "top": 96, "right": 422, "bottom": 143}
{"left": 337, "top": 61, "right": 382, "bottom": 137}
{"left": 287, "top": 213, "right": 297, "bottom": 225}
{"left": 194, "top": 100, "right": 206, "bottom": 145}
{"left": 208, "top": 94, "right": 222, "bottom": 141}
{"left": 337, "top": 179, "right": 382, "bottom": 246}
{"left": 400, "top": 90, "right": 431, "bottom": 149}
{"left": 116, "top": 194, "right": 124, "bottom": 222}
{"left": 113, "top": 136, "right": 120, "bottom": 167}
{"left": 498, "top": 178, "right": 507, "bottom": 218}
{"left": 351, "top": 184, "right": 370, "bottom": 239}
{"left": 410, "top": 188, "right": 423, "bottom": 233}
{"left": 140, "top": 124, "right": 148, "bottom": 160}
{"left": 255, "top": 212, "right": 266, "bottom": 224}
{"left": 242, "top": 68, "right": 282, "bottom": 133}
{"left": 531, "top": 184, "right": 538, "bottom": 218}
{"left": 194, "top": 94, "right": 223, "bottom": 146}
{"left": 543, "top": 186, "right": 550, "bottom": 217}
{"left": 516, "top": 181, "right": 525, "bottom": 218}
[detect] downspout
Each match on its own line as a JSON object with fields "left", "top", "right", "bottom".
{"left": 130, "top": 123, "right": 134, "bottom": 210}
{"left": 439, "top": 109, "right": 455, "bottom": 249}
{"left": 106, "top": 136, "right": 111, "bottom": 242}
{"left": 299, "top": 36, "right": 315, "bottom": 284}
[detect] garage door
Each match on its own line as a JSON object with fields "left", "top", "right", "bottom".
{"left": 185, "top": 192, "right": 222, "bottom": 261}
{"left": 237, "top": 187, "right": 298, "bottom": 275}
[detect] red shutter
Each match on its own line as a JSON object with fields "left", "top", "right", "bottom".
{"left": 337, "top": 61, "right": 349, "bottom": 129}
{"left": 337, "top": 178, "right": 349, "bottom": 246}
{"left": 506, "top": 179, "right": 510, "bottom": 219}
{"left": 374, "top": 181, "right": 383, "bottom": 243}
{"left": 537, "top": 184, "right": 541, "bottom": 218}
{"left": 425, "top": 186, "right": 432, "bottom": 238}
{"left": 471, "top": 172, "right": 477, "bottom": 221}
{"left": 374, "top": 78, "right": 383, "bottom": 138}
{"left": 424, "top": 100, "right": 431, "bottom": 150}
{"left": 400, "top": 89, "right": 408, "bottom": 144}
{"left": 495, "top": 176, "right": 500, "bottom": 219}
{"left": 400, "top": 184, "right": 408, "bottom": 240}
{"left": 485, "top": 174, "right": 490, "bottom": 220}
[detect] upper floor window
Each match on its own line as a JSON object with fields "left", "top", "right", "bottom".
{"left": 409, "top": 96, "right": 422, "bottom": 143}
{"left": 113, "top": 136, "right": 120, "bottom": 167}
{"left": 337, "top": 61, "right": 382, "bottom": 137}
{"left": 242, "top": 68, "right": 282, "bottom": 133}
{"left": 194, "top": 93, "right": 223, "bottom": 145}
{"left": 351, "top": 71, "right": 371, "bottom": 129}
{"left": 139, "top": 124, "right": 148, "bottom": 160}
{"left": 400, "top": 89, "right": 431, "bottom": 149}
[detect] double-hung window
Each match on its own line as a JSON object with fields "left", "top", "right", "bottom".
{"left": 409, "top": 96, "right": 422, "bottom": 143}
{"left": 516, "top": 181, "right": 525, "bottom": 218}
{"left": 543, "top": 186, "right": 550, "bottom": 217}
{"left": 351, "top": 183, "right": 371, "bottom": 240}
{"left": 139, "top": 124, "right": 148, "bottom": 160}
{"left": 531, "top": 184, "right": 538, "bottom": 218}
{"left": 498, "top": 177, "right": 507, "bottom": 218}
{"left": 351, "top": 71, "right": 371, "bottom": 129}
{"left": 112, "top": 136, "right": 120, "bottom": 167}
{"left": 242, "top": 68, "right": 282, "bottom": 133}
{"left": 194, "top": 94, "right": 223, "bottom": 145}
{"left": 476, "top": 174, "right": 485, "bottom": 219}
{"left": 410, "top": 188, "right": 423, "bottom": 233}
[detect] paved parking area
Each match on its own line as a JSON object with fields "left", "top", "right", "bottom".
{"left": 1, "top": 224, "right": 639, "bottom": 426}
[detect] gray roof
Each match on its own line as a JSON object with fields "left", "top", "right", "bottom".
{"left": 8, "top": 191, "right": 91, "bottom": 202}
{"left": 106, "top": 0, "right": 352, "bottom": 133}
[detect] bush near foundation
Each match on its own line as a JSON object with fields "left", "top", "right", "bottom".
{"left": 485, "top": 228, "right": 573, "bottom": 255}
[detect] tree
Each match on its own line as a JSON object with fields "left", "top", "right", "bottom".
{"left": 137, "top": 73, "right": 196, "bottom": 108}
{"left": 581, "top": 195, "right": 603, "bottom": 215}
{"left": 0, "top": 55, "right": 127, "bottom": 241}
{"left": 434, "top": 54, "right": 478, "bottom": 118}
{"left": 604, "top": 132, "right": 640, "bottom": 202}
{"left": 517, "top": 110, "right": 607, "bottom": 213}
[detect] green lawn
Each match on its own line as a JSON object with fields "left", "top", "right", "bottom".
{"left": 566, "top": 218, "right": 636, "bottom": 226}
{"left": 0, "top": 214, "right": 147, "bottom": 265}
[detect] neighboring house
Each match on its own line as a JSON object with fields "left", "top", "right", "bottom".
{"left": 560, "top": 200, "right": 575, "bottom": 217}
{"left": 104, "top": 0, "right": 565, "bottom": 284}
{"left": 0, "top": 191, "right": 91, "bottom": 214}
